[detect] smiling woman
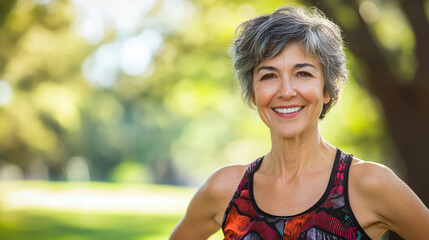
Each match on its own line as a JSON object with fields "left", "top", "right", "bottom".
{"left": 252, "top": 43, "right": 330, "bottom": 139}
{"left": 170, "top": 5, "right": 429, "bottom": 240}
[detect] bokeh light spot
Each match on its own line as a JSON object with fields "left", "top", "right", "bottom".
{"left": 359, "top": 1, "right": 380, "bottom": 23}
{"left": 33, "top": 0, "right": 51, "bottom": 5}
{"left": 120, "top": 29, "right": 163, "bottom": 76}
{"left": 66, "top": 156, "right": 91, "bottom": 182}
{"left": 83, "top": 42, "right": 121, "bottom": 88}
{"left": 0, "top": 80, "right": 13, "bottom": 106}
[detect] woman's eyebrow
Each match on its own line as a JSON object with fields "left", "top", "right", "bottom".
{"left": 256, "top": 63, "right": 316, "bottom": 73}
{"left": 293, "top": 63, "right": 316, "bottom": 69}
{"left": 256, "top": 66, "right": 278, "bottom": 73}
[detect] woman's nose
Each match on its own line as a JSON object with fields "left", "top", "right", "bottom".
{"left": 277, "top": 78, "right": 297, "bottom": 99}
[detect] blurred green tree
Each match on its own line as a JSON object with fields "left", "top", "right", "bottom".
{"left": 0, "top": 0, "right": 186, "bottom": 182}
{"left": 0, "top": 0, "right": 93, "bottom": 179}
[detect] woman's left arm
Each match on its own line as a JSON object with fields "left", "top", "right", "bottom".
{"left": 354, "top": 161, "right": 429, "bottom": 239}
{"left": 376, "top": 167, "right": 429, "bottom": 238}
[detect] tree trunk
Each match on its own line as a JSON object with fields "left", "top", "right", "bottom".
{"left": 304, "top": 0, "right": 429, "bottom": 239}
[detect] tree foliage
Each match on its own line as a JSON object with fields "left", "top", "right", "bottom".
{"left": 0, "top": 0, "right": 398, "bottom": 192}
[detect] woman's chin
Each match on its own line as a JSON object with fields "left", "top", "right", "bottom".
{"left": 271, "top": 129, "right": 302, "bottom": 139}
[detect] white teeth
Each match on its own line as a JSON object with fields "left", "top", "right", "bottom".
{"left": 274, "top": 107, "right": 303, "bottom": 114}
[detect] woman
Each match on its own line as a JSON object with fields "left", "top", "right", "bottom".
{"left": 171, "top": 6, "right": 429, "bottom": 240}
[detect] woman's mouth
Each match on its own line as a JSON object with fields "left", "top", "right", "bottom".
{"left": 273, "top": 106, "right": 303, "bottom": 114}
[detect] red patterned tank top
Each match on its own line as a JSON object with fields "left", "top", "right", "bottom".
{"left": 222, "top": 149, "right": 371, "bottom": 239}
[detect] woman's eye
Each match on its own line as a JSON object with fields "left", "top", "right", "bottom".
{"left": 261, "top": 73, "right": 276, "bottom": 80}
{"left": 296, "top": 71, "right": 312, "bottom": 78}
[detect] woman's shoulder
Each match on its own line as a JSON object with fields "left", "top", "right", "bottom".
{"left": 348, "top": 157, "right": 401, "bottom": 202}
{"left": 198, "top": 163, "right": 251, "bottom": 225}
{"left": 171, "top": 163, "right": 253, "bottom": 238}
{"left": 203, "top": 163, "right": 250, "bottom": 201}
{"left": 349, "top": 157, "right": 398, "bottom": 193}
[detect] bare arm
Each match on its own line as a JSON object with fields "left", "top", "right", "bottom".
{"left": 373, "top": 166, "right": 429, "bottom": 239}
{"left": 350, "top": 160, "right": 429, "bottom": 239}
{"left": 170, "top": 165, "right": 246, "bottom": 240}
{"left": 170, "top": 183, "right": 221, "bottom": 239}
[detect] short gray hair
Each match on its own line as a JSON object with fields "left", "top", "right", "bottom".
{"left": 230, "top": 6, "right": 348, "bottom": 119}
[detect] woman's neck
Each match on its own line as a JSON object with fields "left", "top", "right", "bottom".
{"left": 262, "top": 126, "right": 335, "bottom": 179}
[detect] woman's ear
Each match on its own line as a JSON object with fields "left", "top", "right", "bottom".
{"left": 251, "top": 96, "right": 256, "bottom": 106}
{"left": 323, "top": 92, "right": 331, "bottom": 104}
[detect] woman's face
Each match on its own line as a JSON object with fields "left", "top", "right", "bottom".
{"left": 252, "top": 42, "right": 330, "bottom": 139}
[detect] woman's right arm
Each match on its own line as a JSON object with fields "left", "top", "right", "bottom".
{"left": 170, "top": 183, "right": 221, "bottom": 239}
{"left": 170, "top": 165, "right": 246, "bottom": 240}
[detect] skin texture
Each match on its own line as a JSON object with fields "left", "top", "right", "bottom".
{"left": 170, "top": 43, "right": 429, "bottom": 240}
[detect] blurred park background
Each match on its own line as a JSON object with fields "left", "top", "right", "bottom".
{"left": 0, "top": 0, "right": 428, "bottom": 239}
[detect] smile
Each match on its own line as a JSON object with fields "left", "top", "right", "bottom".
{"left": 273, "top": 106, "right": 303, "bottom": 114}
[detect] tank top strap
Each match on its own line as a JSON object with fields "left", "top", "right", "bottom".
{"left": 328, "top": 150, "right": 353, "bottom": 197}
{"left": 234, "top": 157, "right": 262, "bottom": 198}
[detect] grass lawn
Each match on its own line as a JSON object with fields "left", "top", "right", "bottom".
{"left": 0, "top": 210, "right": 181, "bottom": 240}
{"left": 0, "top": 181, "right": 223, "bottom": 240}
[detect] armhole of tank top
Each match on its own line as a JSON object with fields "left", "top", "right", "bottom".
{"left": 221, "top": 179, "right": 242, "bottom": 231}
{"left": 221, "top": 158, "right": 262, "bottom": 231}
{"left": 343, "top": 154, "right": 372, "bottom": 240}
{"left": 221, "top": 187, "right": 240, "bottom": 231}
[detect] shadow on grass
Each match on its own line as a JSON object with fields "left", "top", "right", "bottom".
{"left": 0, "top": 209, "right": 180, "bottom": 240}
